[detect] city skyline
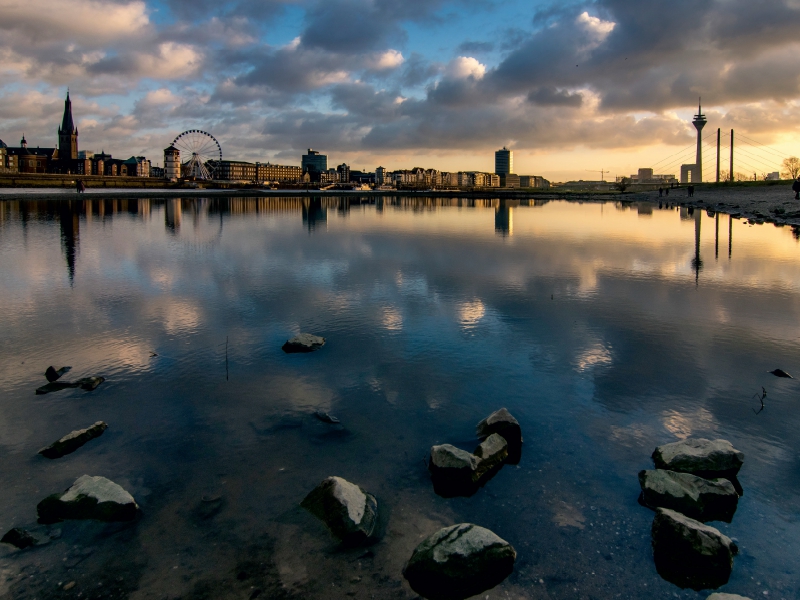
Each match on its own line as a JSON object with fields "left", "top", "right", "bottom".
{"left": 1, "top": 0, "right": 799, "bottom": 180}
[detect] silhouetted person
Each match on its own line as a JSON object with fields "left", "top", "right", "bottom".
{"left": 665, "top": 187, "right": 669, "bottom": 196}
{"left": 688, "top": 185, "right": 695, "bottom": 197}
{"left": 659, "top": 187, "right": 663, "bottom": 197}
{"left": 76, "top": 179, "right": 85, "bottom": 194}
{"left": 792, "top": 177, "right": 800, "bottom": 200}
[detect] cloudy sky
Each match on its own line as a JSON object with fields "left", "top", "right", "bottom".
{"left": 1, "top": 0, "right": 800, "bottom": 180}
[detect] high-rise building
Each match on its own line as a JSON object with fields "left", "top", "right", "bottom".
{"left": 58, "top": 91, "right": 78, "bottom": 160}
{"left": 302, "top": 149, "right": 328, "bottom": 174}
{"left": 495, "top": 147, "right": 512, "bottom": 175}
{"left": 337, "top": 163, "right": 350, "bottom": 183}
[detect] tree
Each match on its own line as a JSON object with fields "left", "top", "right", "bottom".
{"left": 615, "top": 176, "right": 630, "bottom": 193}
{"left": 781, "top": 156, "right": 800, "bottom": 180}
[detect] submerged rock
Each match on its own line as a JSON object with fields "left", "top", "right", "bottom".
{"left": 476, "top": 408, "right": 523, "bottom": 464}
{"left": 1, "top": 528, "right": 37, "bottom": 549}
{"left": 301, "top": 476, "right": 378, "bottom": 544}
{"left": 707, "top": 594, "right": 752, "bottom": 600}
{"left": 45, "top": 366, "right": 71, "bottom": 382}
{"left": 651, "top": 507, "right": 737, "bottom": 590}
{"left": 403, "top": 523, "right": 516, "bottom": 600}
{"left": 39, "top": 421, "right": 108, "bottom": 459}
{"left": 35, "top": 376, "right": 105, "bottom": 395}
{"left": 639, "top": 469, "right": 739, "bottom": 522}
{"left": 313, "top": 411, "right": 340, "bottom": 424}
{"left": 652, "top": 438, "right": 744, "bottom": 478}
{"left": 282, "top": 333, "right": 326, "bottom": 353}
{"left": 768, "top": 368, "right": 792, "bottom": 378}
{"left": 473, "top": 433, "right": 508, "bottom": 480}
{"left": 37, "top": 475, "right": 138, "bottom": 523}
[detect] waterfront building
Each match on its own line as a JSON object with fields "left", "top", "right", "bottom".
{"left": 319, "top": 169, "right": 339, "bottom": 185}
{"left": 164, "top": 146, "right": 180, "bottom": 180}
{"left": 519, "top": 175, "right": 551, "bottom": 189}
{"left": 0, "top": 139, "right": 7, "bottom": 171}
{"left": 337, "top": 163, "right": 350, "bottom": 183}
{"left": 375, "top": 166, "right": 387, "bottom": 184}
{"left": 218, "top": 160, "right": 257, "bottom": 180}
{"left": 302, "top": 149, "right": 328, "bottom": 174}
{"left": 150, "top": 166, "right": 165, "bottom": 178}
{"left": 495, "top": 147, "right": 513, "bottom": 176}
{"left": 500, "top": 173, "right": 520, "bottom": 188}
{"left": 256, "top": 163, "right": 303, "bottom": 182}
{"left": 6, "top": 135, "right": 54, "bottom": 173}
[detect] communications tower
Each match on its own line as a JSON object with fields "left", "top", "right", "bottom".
{"left": 692, "top": 98, "right": 707, "bottom": 183}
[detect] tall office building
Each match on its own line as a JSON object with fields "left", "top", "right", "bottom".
{"left": 302, "top": 149, "right": 328, "bottom": 174}
{"left": 495, "top": 147, "right": 512, "bottom": 175}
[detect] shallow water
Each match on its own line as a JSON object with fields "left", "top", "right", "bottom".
{"left": 0, "top": 196, "right": 799, "bottom": 600}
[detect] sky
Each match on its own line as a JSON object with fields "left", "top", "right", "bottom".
{"left": 1, "top": 0, "right": 800, "bottom": 181}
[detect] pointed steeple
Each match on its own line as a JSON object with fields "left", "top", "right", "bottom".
{"left": 60, "top": 91, "right": 76, "bottom": 135}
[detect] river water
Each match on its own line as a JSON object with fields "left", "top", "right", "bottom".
{"left": 0, "top": 196, "right": 798, "bottom": 600}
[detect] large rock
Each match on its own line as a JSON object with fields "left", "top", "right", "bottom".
{"left": 301, "top": 476, "right": 378, "bottom": 544}
{"left": 639, "top": 469, "right": 739, "bottom": 522}
{"left": 282, "top": 333, "right": 326, "bottom": 353}
{"left": 476, "top": 408, "right": 522, "bottom": 464}
{"left": 473, "top": 433, "right": 508, "bottom": 480}
{"left": 707, "top": 594, "right": 752, "bottom": 600}
{"left": 403, "top": 523, "right": 516, "bottom": 600}
{"left": 651, "top": 507, "right": 738, "bottom": 590}
{"left": 37, "top": 475, "right": 138, "bottom": 523}
{"left": 35, "top": 376, "right": 105, "bottom": 395}
{"left": 428, "top": 444, "right": 480, "bottom": 497}
{"left": 652, "top": 438, "right": 744, "bottom": 478}
{"left": 1, "top": 528, "right": 37, "bottom": 549}
{"left": 39, "top": 421, "right": 108, "bottom": 459}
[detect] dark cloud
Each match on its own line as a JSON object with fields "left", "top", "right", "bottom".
{"left": 528, "top": 86, "right": 583, "bottom": 107}
{"left": 456, "top": 40, "right": 495, "bottom": 54}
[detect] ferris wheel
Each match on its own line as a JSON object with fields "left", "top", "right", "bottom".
{"left": 172, "top": 130, "right": 222, "bottom": 180}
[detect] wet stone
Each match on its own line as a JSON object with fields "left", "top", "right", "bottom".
{"left": 473, "top": 433, "right": 508, "bottom": 480}
{"left": 652, "top": 438, "right": 744, "bottom": 479}
{"left": 1, "top": 528, "right": 37, "bottom": 549}
{"left": 45, "top": 366, "right": 71, "bottom": 382}
{"left": 429, "top": 444, "right": 480, "bottom": 497}
{"left": 403, "top": 523, "right": 516, "bottom": 600}
{"left": 651, "top": 507, "right": 738, "bottom": 590}
{"left": 707, "top": 594, "right": 753, "bottom": 600}
{"left": 476, "top": 408, "right": 523, "bottom": 464}
{"left": 639, "top": 469, "right": 739, "bottom": 522}
{"left": 282, "top": 333, "right": 326, "bottom": 353}
{"left": 37, "top": 475, "right": 139, "bottom": 523}
{"left": 301, "top": 476, "right": 378, "bottom": 545}
{"left": 39, "top": 421, "right": 108, "bottom": 459}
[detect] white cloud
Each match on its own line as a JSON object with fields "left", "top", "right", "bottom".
{"left": 445, "top": 56, "right": 486, "bottom": 80}
{"left": 368, "top": 49, "right": 404, "bottom": 70}
{"left": 576, "top": 11, "right": 615, "bottom": 39}
{"left": 0, "top": 0, "right": 149, "bottom": 44}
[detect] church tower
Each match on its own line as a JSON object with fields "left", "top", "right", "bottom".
{"left": 58, "top": 91, "right": 78, "bottom": 160}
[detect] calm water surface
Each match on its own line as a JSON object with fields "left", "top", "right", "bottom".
{"left": 1, "top": 197, "right": 799, "bottom": 600}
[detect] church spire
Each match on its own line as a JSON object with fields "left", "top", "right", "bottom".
{"left": 60, "top": 90, "right": 76, "bottom": 135}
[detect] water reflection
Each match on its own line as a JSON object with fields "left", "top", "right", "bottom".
{"left": 0, "top": 196, "right": 800, "bottom": 599}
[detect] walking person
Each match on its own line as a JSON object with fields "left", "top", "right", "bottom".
{"left": 793, "top": 176, "right": 800, "bottom": 200}
{"left": 659, "top": 187, "right": 663, "bottom": 197}
{"left": 76, "top": 179, "right": 82, "bottom": 194}
{"left": 688, "top": 185, "right": 694, "bottom": 197}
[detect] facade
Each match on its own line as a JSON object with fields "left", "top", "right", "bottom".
{"left": 375, "top": 166, "right": 387, "bottom": 184}
{"left": 680, "top": 164, "right": 699, "bottom": 184}
{"left": 519, "top": 175, "right": 550, "bottom": 189}
{"left": 6, "top": 135, "right": 54, "bottom": 173}
{"left": 319, "top": 169, "right": 339, "bottom": 185}
{"left": 0, "top": 139, "right": 7, "bottom": 171}
{"left": 58, "top": 92, "right": 79, "bottom": 160}
{"left": 337, "top": 163, "right": 350, "bottom": 183}
{"left": 500, "top": 173, "right": 520, "bottom": 188}
{"left": 150, "top": 166, "right": 165, "bottom": 178}
{"left": 302, "top": 149, "right": 328, "bottom": 174}
{"left": 256, "top": 163, "right": 302, "bottom": 182}
{"left": 495, "top": 147, "right": 513, "bottom": 175}
{"left": 218, "top": 160, "right": 257, "bottom": 180}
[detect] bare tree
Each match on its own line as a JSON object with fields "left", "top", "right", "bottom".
{"left": 782, "top": 156, "right": 800, "bottom": 180}
{"left": 615, "top": 177, "right": 630, "bottom": 193}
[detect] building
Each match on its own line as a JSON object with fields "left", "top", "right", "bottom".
{"left": 319, "top": 169, "right": 339, "bottom": 185}
{"left": 256, "top": 163, "right": 302, "bottom": 182}
{"left": 302, "top": 149, "right": 328, "bottom": 174}
{"left": 680, "top": 164, "right": 700, "bottom": 184}
{"left": 6, "top": 135, "right": 54, "bottom": 173}
{"left": 337, "top": 163, "right": 350, "bottom": 183}
{"left": 375, "top": 166, "right": 387, "bottom": 184}
{"left": 619, "top": 170, "right": 677, "bottom": 184}
{"left": 519, "top": 175, "right": 550, "bottom": 189}
{"left": 495, "top": 147, "right": 513, "bottom": 175}
{"left": 164, "top": 146, "right": 180, "bottom": 180}
{"left": 218, "top": 160, "right": 257, "bottom": 180}
{"left": 0, "top": 139, "right": 7, "bottom": 171}
{"left": 150, "top": 165, "right": 165, "bottom": 178}
{"left": 58, "top": 91, "right": 79, "bottom": 160}
{"left": 767, "top": 171, "right": 780, "bottom": 180}
{"left": 500, "top": 173, "right": 520, "bottom": 188}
